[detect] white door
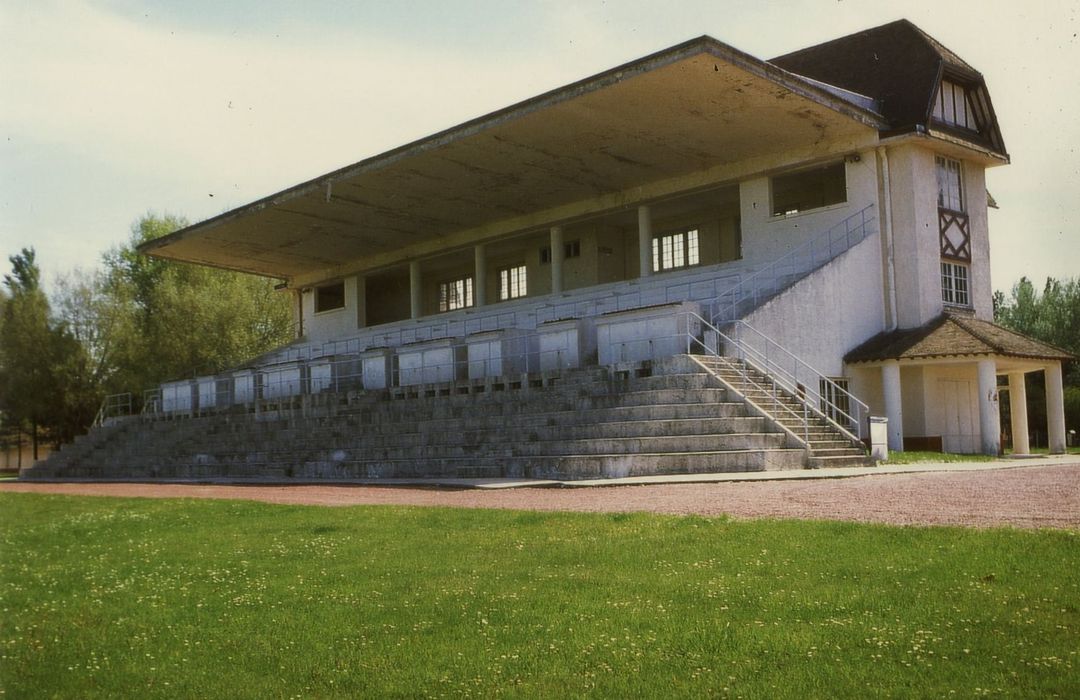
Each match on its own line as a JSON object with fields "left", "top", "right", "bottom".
{"left": 940, "top": 379, "right": 977, "bottom": 453}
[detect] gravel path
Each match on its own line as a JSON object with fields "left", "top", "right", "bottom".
{"left": 4, "top": 463, "right": 1078, "bottom": 530}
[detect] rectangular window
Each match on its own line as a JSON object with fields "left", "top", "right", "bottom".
{"left": 539, "top": 240, "right": 581, "bottom": 265}
{"left": 936, "top": 156, "right": 964, "bottom": 212}
{"left": 771, "top": 162, "right": 847, "bottom": 216}
{"left": 498, "top": 264, "right": 527, "bottom": 301}
{"left": 932, "top": 80, "right": 977, "bottom": 131}
{"left": 651, "top": 229, "right": 700, "bottom": 273}
{"left": 314, "top": 282, "right": 345, "bottom": 313}
{"left": 941, "top": 261, "right": 970, "bottom": 307}
{"left": 819, "top": 378, "right": 852, "bottom": 427}
{"left": 438, "top": 276, "right": 474, "bottom": 312}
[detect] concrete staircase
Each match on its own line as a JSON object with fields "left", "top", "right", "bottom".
{"left": 693, "top": 355, "right": 869, "bottom": 468}
{"left": 22, "top": 356, "right": 849, "bottom": 482}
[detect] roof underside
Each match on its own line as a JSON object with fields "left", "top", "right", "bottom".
{"left": 141, "top": 37, "right": 884, "bottom": 282}
{"left": 845, "top": 314, "right": 1074, "bottom": 364}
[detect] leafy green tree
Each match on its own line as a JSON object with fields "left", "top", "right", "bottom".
{"left": 0, "top": 249, "right": 78, "bottom": 458}
{"left": 995, "top": 276, "right": 1080, "bottom": 444}
{"left": 102, "top": 213, "right": 293, "bottom": 395}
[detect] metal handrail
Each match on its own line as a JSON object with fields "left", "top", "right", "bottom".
{"left": 93, "top": 393, "right": 133, "bottom": 427}
{"left": 710, "top": 204, "right": 876, "bottom": 324}
{"left": 687, "top": 313, "right": 868, "bottom": 445}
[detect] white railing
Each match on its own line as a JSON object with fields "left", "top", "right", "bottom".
{"left": 709, "top": 204, "right": 876, "bottom": 324}
{"left": 133, "top": 204, "right": 876, "bottom": 430}
{"left": 689, "top": 314, "right": 869, "bottom": 445}
{"left": 93, "top": 393, "right": 132, "bottom": 427}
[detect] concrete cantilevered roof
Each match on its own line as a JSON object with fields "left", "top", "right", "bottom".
{"left": 141, "top": 35, "right": 886, "bottom": 285}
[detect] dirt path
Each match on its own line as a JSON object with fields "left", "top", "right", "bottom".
{"left": 4, "top": 464, "right": 1078, "bottom": 529}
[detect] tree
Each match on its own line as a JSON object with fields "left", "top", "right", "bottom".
{"left": 102, "top": 213, "right": 293, "bottom": 395}
{"left": 0, "top": 249, "right": 79, "bottom": 458}
{"left": 995, "top": 275, "right": 1080, "bottom": 443}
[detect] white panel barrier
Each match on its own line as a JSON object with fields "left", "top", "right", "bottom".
{"left": 232, "top": 370, "right": 257, "bottom": 404}
{"left": 196, "top": 376, "right": 218, "bottom": 410}
{"left": 397, "top": 338, "right": 467, "bottom": 387}
{"left": 361, "top": 347, "right": 394, "bottom": 390}
{"left": 465, "top": 329, "right": 537, "bottom": 380}
{"left": 161, "top": 380, "right": 194, "bottom": 413}
{"left": 308, "top": 360, "right": 333, "bottom": 394}
{"left": 595, "top": 301, "right": 701, "bottom": 365}
{"left": 536, "top": 318, "right": 596, "bottom": 371}
{"left": 261, "top": 362, "right": 303, "bottom": 399}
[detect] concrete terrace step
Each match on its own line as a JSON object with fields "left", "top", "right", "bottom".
{"left": 25, "top": 355, "right": 879, "bottom": 481}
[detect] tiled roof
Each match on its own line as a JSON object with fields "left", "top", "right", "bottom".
{"left": 844, "top": 313, "right": 1075, "bottom": 364}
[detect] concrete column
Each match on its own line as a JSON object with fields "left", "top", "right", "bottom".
{"left": 550, "top": 226, "right": 564, "bottom": 294}
{"left": 638, "top": 204, "right": 652, "bottom": 278}
{"left": 474, "top": 244, "right": 487, "bottom": 307}
{"left": 355, "top": 275, "right": 367, "bottom": 329}
{"left": 409, "top": 261, "right": 422, "bottom": 319}
{"left": 1046, "top": 362, "right": 1067, "bottom": 454}
{"left": 1007, "top": 371, "right": 1029, "bottom": 455}
{"left": 977, "top": 359, "right": 1001, "bottom": 456}
{"left": 293, "top": 289, "right": 305, "bottom": 338}
{"left": 881, "top": 361, "right": 904, "bottom": 451}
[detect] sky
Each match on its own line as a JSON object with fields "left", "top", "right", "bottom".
{"left": 1, "top": 0, "right": 1078, "bottom": 294}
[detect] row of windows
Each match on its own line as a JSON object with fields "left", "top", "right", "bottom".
{"left": 319, "top": 155, "right": 972, "bottom": 313}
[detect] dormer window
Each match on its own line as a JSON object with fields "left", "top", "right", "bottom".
{"left": 932, "top": 80, "right": 979, "bottom": 132}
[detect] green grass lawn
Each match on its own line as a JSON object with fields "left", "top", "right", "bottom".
{"left": 881, "top": 450, "right": 996, "bottom": 465}
{"left": 1, "top": 494, "right": 1077, "bottom": 698}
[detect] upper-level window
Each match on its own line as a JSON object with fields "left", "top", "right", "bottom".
{"left": 771, "top": 162, "right": 847, "bottom": 216}
{"left": 936, "top": 156, "right": 964, "bottom": 212}
{"left": 932, "top": 80, "right": 978, "bottom": 131}
{"left": 652, "top": 229, "right": 699, "bottom": 272}
{"left": 498, "top": 264, "right": 527, "bottom": 301}
{"left": 941, "top": 261, "right": 970, "bottom": 307}
{"left": 539, "top": 240, "right": 581, "bottom": 265}
{"left": 438, "top": 276, "right": 473, "bottom": 312}
{"left": 314, "top": 282, "right": 345, "bottom": 313}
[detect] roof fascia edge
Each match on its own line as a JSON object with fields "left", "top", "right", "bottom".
{"left": 141, "top": 35, "right": 888, "bottom": 258}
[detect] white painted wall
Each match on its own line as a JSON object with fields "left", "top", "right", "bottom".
{"left": 742, "top": 232, "right": 886, "bottom": 379}
{"left": 738, "top": 152, "right": 879, "bottom": 268}
{"left": 963, "top": 165, "right": 994, "bottom": 320}
{"left": 303, "top": 276, "right": 361, "bottom": 340}
{"left": 887, "top": 145, "right": 942, "bottom": 329}
{"left": 922, "top": 363, "right": 983, "bottom": 453}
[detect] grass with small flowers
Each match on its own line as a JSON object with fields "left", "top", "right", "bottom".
{"left": 1, "top": 493, "right": 1077, "bottom": 698}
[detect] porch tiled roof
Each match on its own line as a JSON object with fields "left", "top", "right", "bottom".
{"left": 844, "top": 313, "right": 1074, "bottom": 364}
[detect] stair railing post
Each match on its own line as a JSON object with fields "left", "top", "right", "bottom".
{"left": 803, "top": 400, "right": 809, "bottom": 445}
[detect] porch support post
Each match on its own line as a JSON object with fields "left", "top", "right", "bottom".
{"left": 1046, "top": 362, "right": 1067, "bottom": 454}
{"left": 409, "top": 261, "right": 422, "bottom": 319}
{"left": 881, "top": 360, "right": 904, "bottom": 451}
{"left": 977, "top": 358, "right": 1001, "bottom": 456}
{"left": 1007, "top": 371, "right": 1029, "bottom": 455}
{"left": 474, "top": 244, "right": 487, "bottom": 307}
{"left": 638, "top": 204, "right": 652, "bottom": 278}
{"left": 355, "top": 275, "right": 367, "bottom": 329}
{"left": 550, "top": 226, "right": 564, "bottom": 294}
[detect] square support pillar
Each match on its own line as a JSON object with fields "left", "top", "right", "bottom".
{"left": 474, "top": 244, "right": 487, "bottom": 307}
{"left": 1007, "top": 371, "right": 1030, "bottom": 455}
{"left": 638, "top": 204, "right": 652, "bottom": 278}
{"left": 355, "top": 275, "right": 367, "bottom": 329}
{"left": 550, "top": 226, "right": 564, "bottom": 294}
{"left": 976, "top": 358, "right": 1001, "bottom": 456}
{"left": 409, "top": 261, "right": 422, "bottom": 319}
{"left": 1046, "top": 362, "right": 1067, "bottom": 454}
{"left": 881, "top": 361, "right": 904, "bottom": 451}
